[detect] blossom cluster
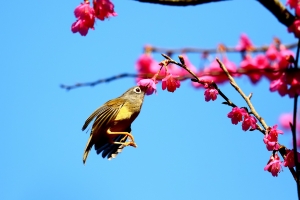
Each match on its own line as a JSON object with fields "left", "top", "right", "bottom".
{"left": 227, "top": 107, "right": 257, "bottom": 131}
{"left": 263, "top": 125, "right": 283, "bottom": 151}
{"left": 136, "top": 57, "right": 181, "bottom": 95}
{"left": 71, "top": 0, "right": 116, "bottom": 36}
{"left": 135, "top": 35, "right": 300, "bottom": 98}
{"left": 135, "top": 52, "right": 218, "bottom": 98}
{"left": 203, "top": 82, "right": 218, "bottom": 102}
{"left": 287, "top": 0, "right": 300, "bottom": 38}
{"left": 227, "top": 107, "right": 300, "bottom": 177}
{"left": 264, "top": 150, "right": 300, "bottom": 177}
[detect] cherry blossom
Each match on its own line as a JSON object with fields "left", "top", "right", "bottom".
{"left": 204, "top": 86, "right": 218, "bottom": 102}
{"left": 137, "top": 78, "right": 157, "bottom": 95}
{"left": 264, "top": 154, "right": 282, "bottom": 177}
{"left": 227, "top": 107, "right": 247, "bottom": 125}
{"left": 236, "top": 34, "right": 254, "bottom": 51}
{"left": 71, "top": 1, "right": 95, "bottom": 36}
{"left": 162, "top": 74, "right": 180, "bottom": 92}
{"left": 283, "top": 149, "right": 300, "bottom": 168}
{"left": 242, "top": 113, "right": 257, "bottom": 131}
{"left": 93, "top": 0, "right": 117, "bottom": 21}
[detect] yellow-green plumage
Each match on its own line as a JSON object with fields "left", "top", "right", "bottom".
{"left": 82, "top": 86, "right": 145, "bottom": 164}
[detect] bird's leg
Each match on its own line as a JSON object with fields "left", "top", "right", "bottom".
{"left": 107, "top": 128, "right": 137, "bottom": 148}
{"left": 107, "top": 128, "right": 135, "bottom": 141}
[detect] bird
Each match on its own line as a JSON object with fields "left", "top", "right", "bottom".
{"left": 82, "top": 86, "right": 145, "bottom": 164}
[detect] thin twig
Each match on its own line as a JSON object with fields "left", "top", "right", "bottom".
{"left": 149, "top": 42, "right": 297, "bottom": 54}
{"left": 162, "top": 53, "right": 237, "bottom": 108}
{"left": 60, "top": 66, "right": 290, "bottom": 91}
{"left": 60, "top": 73, "right": 138, "bottom": 90}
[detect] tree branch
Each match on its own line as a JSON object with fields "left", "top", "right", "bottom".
{"left": 292, "top": 39, "right": 300, "bottom": 199}
{"left": 257, "top": 0, "right": 295, "bottom": 28}
{"left": 216, "top": 58, "right": 299, "bottom": 185}
{"left": 135, "top": 0, "right": 295, "bottom": 28}
{"left": 136, "top": 0, "right": 225, "bottom": 6}
{"left": 148, "top": 42, "right": 297, "bottom": 54}
{"left": 60, "top": 73, "right": 137, "bottom": 91}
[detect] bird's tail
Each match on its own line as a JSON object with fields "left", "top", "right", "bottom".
{"left": 83, "top": 134, "right": 93, "bottom": 164}
{"left": 95, "top": 135, "right": 128, "bottom": 160}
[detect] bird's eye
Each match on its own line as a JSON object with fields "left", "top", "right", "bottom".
{"left": 134, "top": 87, "right": 141, "bottom": 93}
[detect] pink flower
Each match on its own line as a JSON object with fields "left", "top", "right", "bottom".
{"left": 242, "top": 113, "right": 257, "bottom": 131}
{"left": 264, "top": 154, "right": 282, "bottom": 177}
{"left": 71, "top": 1, "right": 95, "bottom": 36}
{"left": 137, "top": 78, "right": 157, "bottom": 95}
{"left": 74, "top": 1, "right": 95, "bottom": 20}
{"left": 266, "top": 44, "right": 279, "bottom": 61}
{"left": 255, "top": 54, "right": 269, "bottom": 69}
{"left": 269, "top": 124, "right": 284, "bottom": 135}
{"left": 162, "top": 74, "right": 180, "bottom": 92}
{"left": 93, "top": 0, "right": 117, "bottom": 21}
{"left": 264, "top": 62, "right": 283, "bottom": 81}
{"left": 239, "top": 55, "right": 263, "bottom": 84}
{"left": 269, "top": 74, "right": 288, "bottom": 96}
{"left": 263, "top": 125, "right": 283, "bottom": 151}
{"left": 256, "top": 54, "right": 270, "bottom": 79}
{"left": 288, "top": 19, "right": 300, "bottom": 38}
{"left": 283, "top": 149, "right": 300, "bottom": 168}
{"left": 71, "top": 19, "right": 92, "bottom": 36}
{"left": 278, "top": 45, "right": 294, "bottom": 69}
{"left": 204, "top": 87, "right": 218, "bottom": 102}
{"left": 269, "top": 68, "right": 300, "bottom": 98}
{"left": 279, "top": 113, "right": 293, "bottom": 130}
{"left": 227, "top": 107, "right": 247, "bottom": 125}
{"left": 264, "top": 45, "right": 292, "bottom": 81}
{"left": 165, "top": 64, "right": 182, "bottom": 76}
{"left": 203, "top": 60, "right": 226, "bottom": 83}
{"left": 263, "top": 133, "right": 279, "bottom": 151}
{"left": 236, "top": 33, "right": 254, "bottom": 51}
{"left": 135, "top": 54, "right": 159, "bottom": 74}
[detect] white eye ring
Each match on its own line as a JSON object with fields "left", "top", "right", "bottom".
{"left": 134, "top": 87, "right": 141, "bottom": 93}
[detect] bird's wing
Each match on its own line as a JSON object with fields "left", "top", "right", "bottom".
{"left": 82, "top": 100, "right": 125, "bottom": 164}
{"left": 82, "top": 99, "right": 125, "bottom": 131}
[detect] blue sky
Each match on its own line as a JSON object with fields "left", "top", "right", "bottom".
{"left": 1, "top": 0, "right": 298, "bottom": 199}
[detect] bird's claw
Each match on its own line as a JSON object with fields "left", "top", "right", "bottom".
{"left": 128, "top": 142, "right": 138, "bottom": 148}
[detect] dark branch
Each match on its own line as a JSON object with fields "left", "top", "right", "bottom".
{"left": 136, "top": 0, "right": 295, "bottom": 28}
{"left": 60, "top": 73, "right": 137, "bottom": 91}
{"left": 292, "top": 39, "right": 300, "bottom": 199}
{"left": 136, "top": 0, "right": 225, "bottom": 6}
{"left": 257, "top": 0, "right": 295, "bottom": 28}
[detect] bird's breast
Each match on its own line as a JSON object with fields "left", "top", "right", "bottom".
{"left": 114, "top": 106, "right": 133, "bottom": 121}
